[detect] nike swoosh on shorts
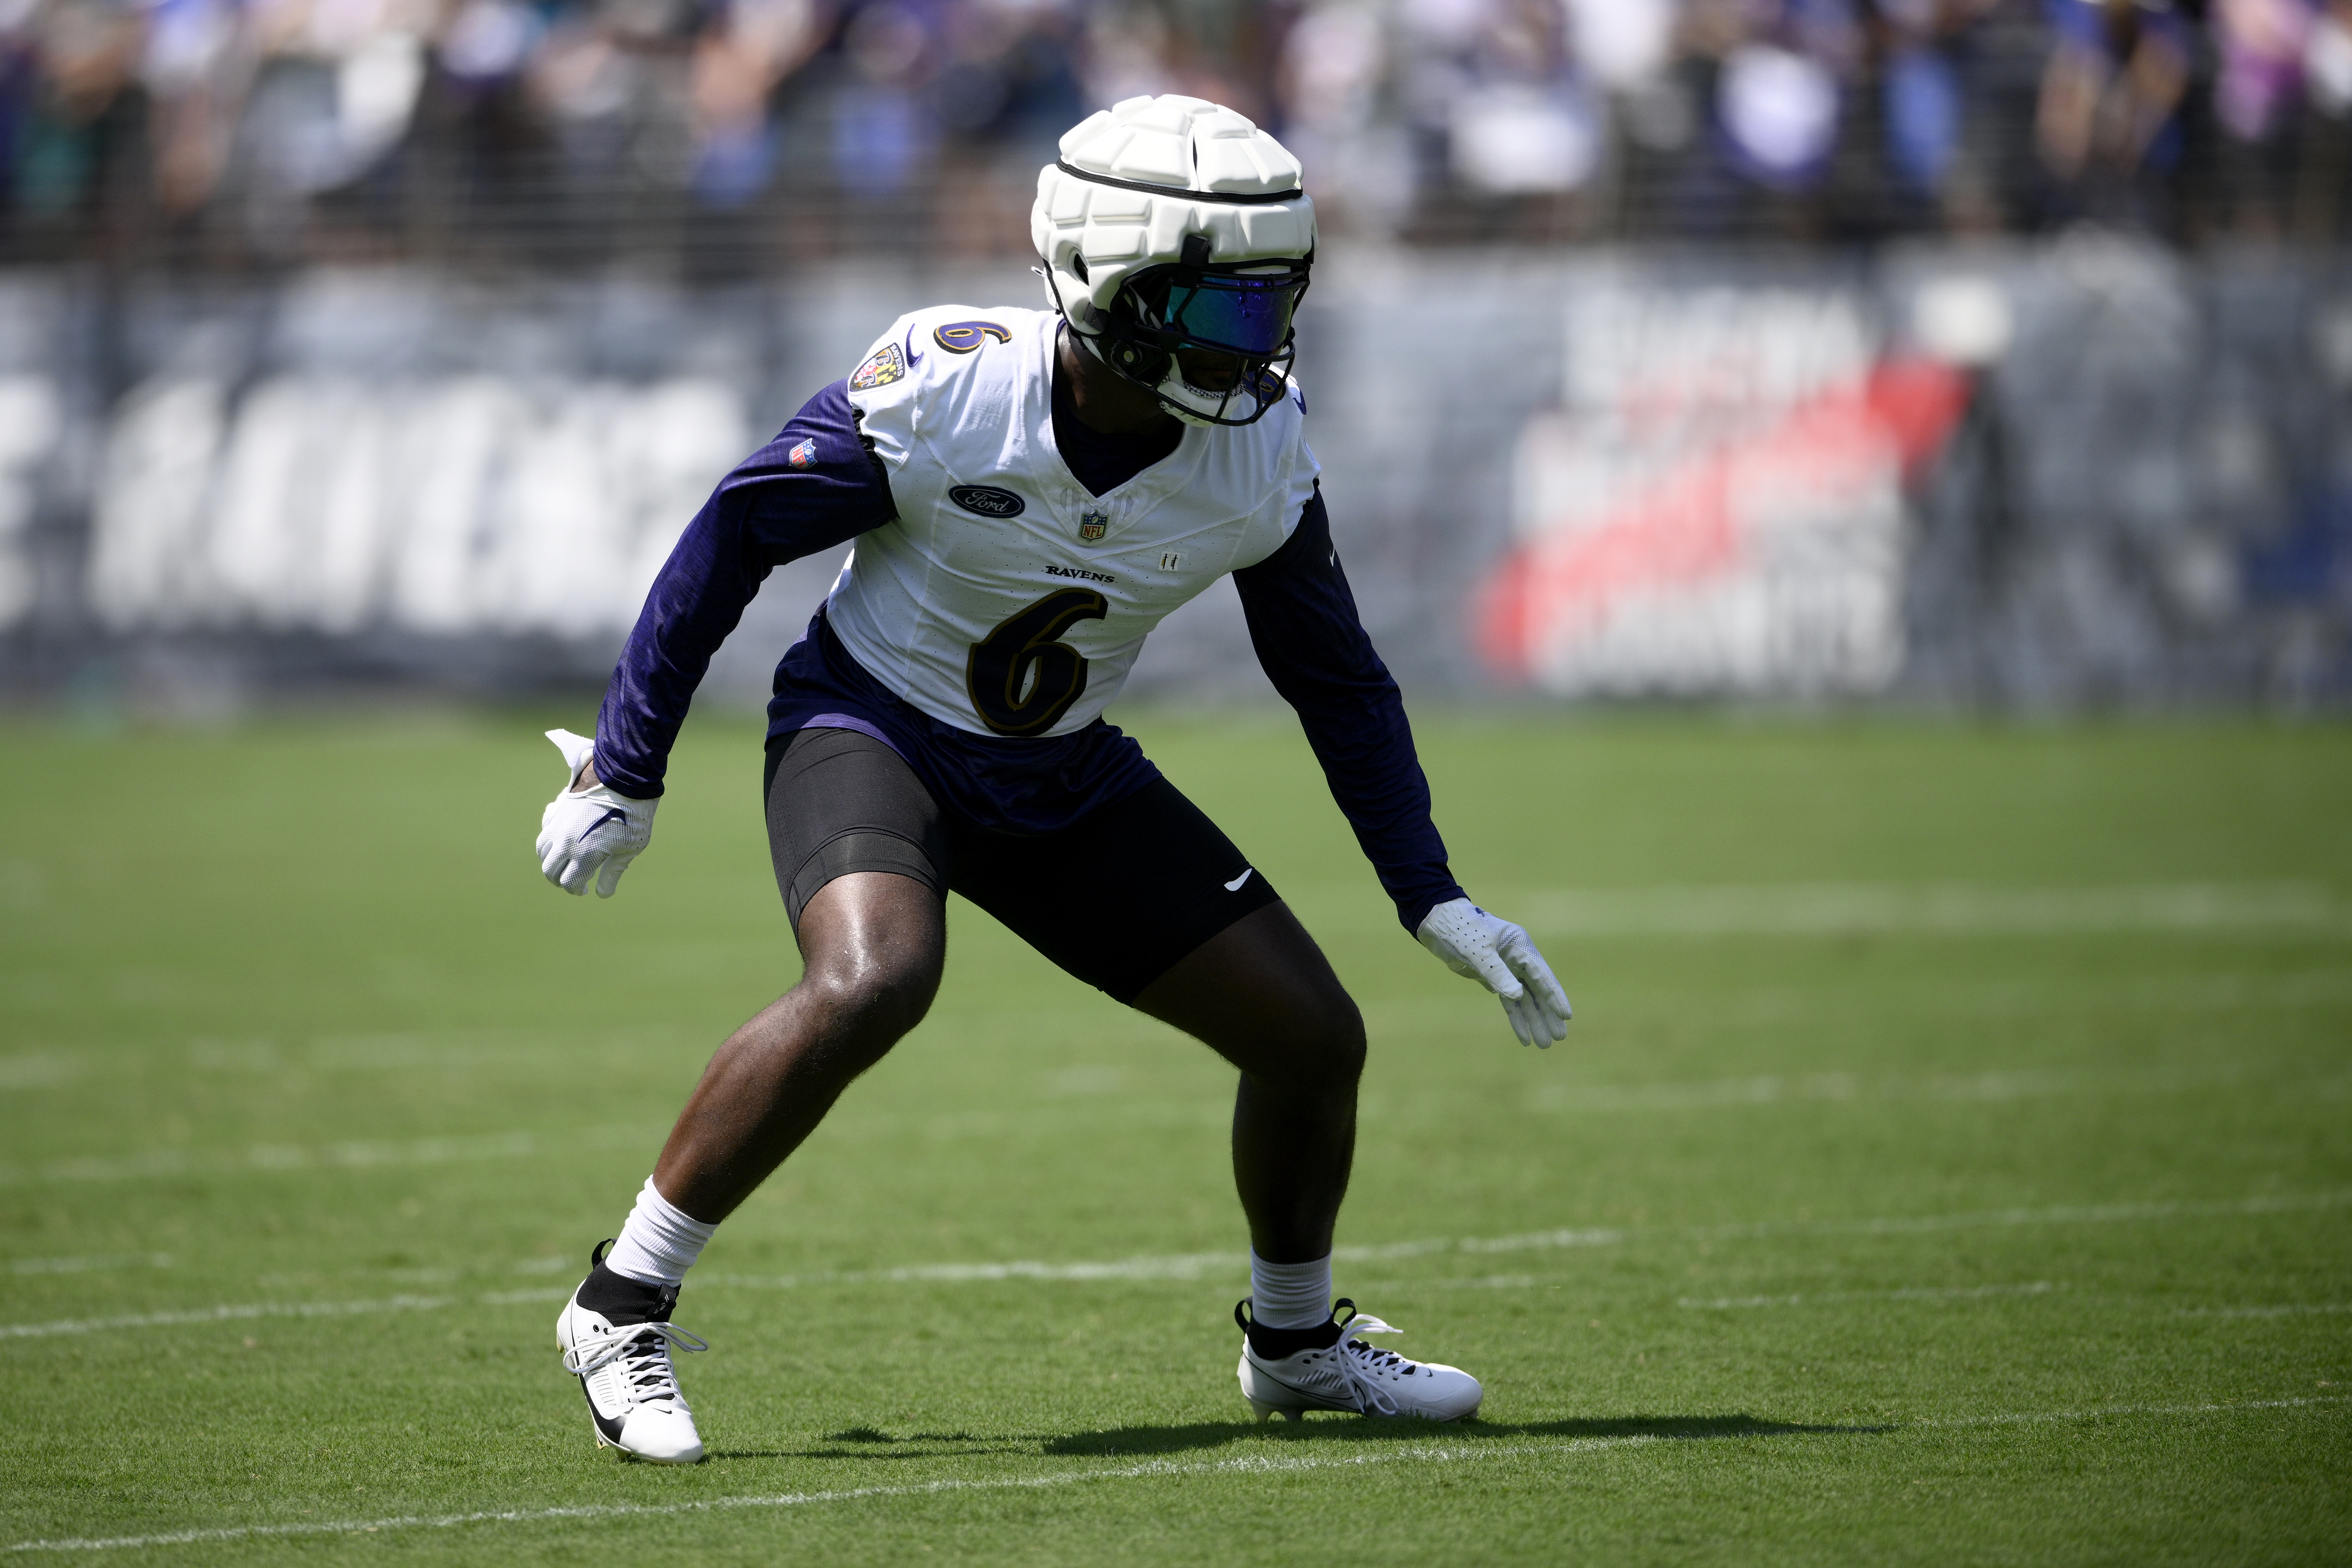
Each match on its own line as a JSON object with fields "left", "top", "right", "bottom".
{"left": 1224, "top": 868, "right": 1255, "bottom": 891}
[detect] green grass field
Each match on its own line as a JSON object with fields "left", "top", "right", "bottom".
{"left": 3, "top": 710, "right": 2348, "bottom": 1564}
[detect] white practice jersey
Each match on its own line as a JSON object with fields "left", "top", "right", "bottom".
{"left": 828, "top": 306, "right": 1319, "bottom": 739}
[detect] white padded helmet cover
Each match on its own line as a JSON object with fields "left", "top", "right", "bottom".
{"left": 1032, "top": 95, "right": 1317, "bottom": 330}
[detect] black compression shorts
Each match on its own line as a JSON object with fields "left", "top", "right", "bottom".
{"left": 763, "top": 726, "right": 1282, "bottom": 1004}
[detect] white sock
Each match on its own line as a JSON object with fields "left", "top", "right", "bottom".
{"left": 1249, "top": 1250, "right": 1334, "bottom": 1329}
{"left": 603, "top": 1177, "right": 718, "bottom": 1288}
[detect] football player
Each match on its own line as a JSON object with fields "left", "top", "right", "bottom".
{"left": 540, "top": 94, "right": 1571, "bottom": 1464}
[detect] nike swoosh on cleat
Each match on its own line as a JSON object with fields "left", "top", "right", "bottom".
{"left": 578, "top": 1376, "right": 627, "bottom": 1444}
{"left": 1248, "top": 1362, "right": 1356, "bottom": 1410}
{"left": 578, "top": 808, "right": 628, "bottom": 843}
{"left": 1224, "top": 869, "right": 1255, "bottom": 892}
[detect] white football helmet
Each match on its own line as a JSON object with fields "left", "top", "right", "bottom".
{"left": 1032, "top": 95, "right": 1318, "bottom": 427}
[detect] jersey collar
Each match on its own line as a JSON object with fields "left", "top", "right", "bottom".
{"left": 1030, "top": 317, "right": 1207, "bottom": 548}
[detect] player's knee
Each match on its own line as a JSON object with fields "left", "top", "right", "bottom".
{"left": 803, "top": 947, "right": 940, "bottom": 1047}
{"left": 1258, "top": 986, "right": 1364, "bottom": 1086}
{"left": 1313, "top": 991, "right": 1368, "bottom": 1081}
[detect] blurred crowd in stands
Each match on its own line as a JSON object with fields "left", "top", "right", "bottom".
{"left": 3, "top": 0, "right": 2348, "bottom": 269}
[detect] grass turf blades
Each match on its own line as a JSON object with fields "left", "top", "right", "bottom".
{"left": 1, "top": 714, "right": 2347, "bottom": 1563}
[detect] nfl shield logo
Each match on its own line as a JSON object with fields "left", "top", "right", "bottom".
{"left": 1078, "top": 509, "right": 1109, "bottom": 542}
{"left": 787, "top": 438, "right": 815, "bottom": 469}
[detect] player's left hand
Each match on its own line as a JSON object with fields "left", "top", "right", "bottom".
{"left": 536, "top": 729, "right": 657, "bottom": 898}
{"left": 1415, "top": 897, "right": 1572, "bottom": 1048}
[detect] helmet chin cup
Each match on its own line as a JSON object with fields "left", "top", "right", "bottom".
{"left": 1152, "top": 342, "right": 1295, "bottom": 427}
{"left": 1095, "top": 318, "right": 1293, "bottom": 427}
{"left": 1055, "top": 288, "right": 1296, "bottom": 429}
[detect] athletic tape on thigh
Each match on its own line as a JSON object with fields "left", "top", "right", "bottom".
{"left": 786, "top": 830, "right": 946, "bottom": 925}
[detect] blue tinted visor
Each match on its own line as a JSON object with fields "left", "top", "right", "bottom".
{"left": 1151, "top": 271, "right": 1305, "bottom": 357}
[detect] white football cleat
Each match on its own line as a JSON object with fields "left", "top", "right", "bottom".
{"left": 1236, "top": 1298, "right": 1483, "bottom": 1422}
{"left": 556, "top": 1242, "right": 709, "bottom": 1463}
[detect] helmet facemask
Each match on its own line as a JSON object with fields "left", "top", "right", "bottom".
{"left": 1032, "top": 95, "right": 1318, "bottom": 425}
{"left": 1076, "top": 235, "right": 1312, "bottom": 428}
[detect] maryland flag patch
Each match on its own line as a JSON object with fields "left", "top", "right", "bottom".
{"left": 849, "top": 341, "right": 906, "bottom": 392}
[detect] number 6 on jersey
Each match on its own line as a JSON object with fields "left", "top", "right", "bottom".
{"left": 965, "top": 587, "right": 1110, "bottom": 736}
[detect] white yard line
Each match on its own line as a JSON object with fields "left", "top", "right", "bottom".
{"left": 19, "top": 1035, "right": 2341, "bottom": 1198}
{"left": 1513, "top": 882, "right": 2352, "bottom": 938}
{"left": 1680, "top": 1282, "right": 2059, "bottom": 1309}
{"left": 700, "top": 1229, "right": 1630, "bottom": 1291}
{"left": 1523, "top": 1064, "right": 2332, "bottom": 1115}
{"left": 13, "top": 1442, "right": 1647, "bottom": 1555}
{"left": 6, "top": 1254, "right": 172, "bottom": 1276}
{"left": 0, "top": 1297, "right": 454, "bottom": 1338}
{"left": 1687, "top": 1189, "right": 2352, "bottom": 1240}
{"left": 0, "top": 1126, "right": 661, "bottom": 1188}
{"left": 7, "top": 1395, "right": 2342, "bottom": 1556}
{"left": 1921, "top": 1394, "right": 2346, "bottom": 1428}
{"left": 0, "top": 1054, "right": 77, "bottom": 1090}
{"left": 16, "top": 1061, "right": 2330, "bottom": 1194}
{"left": 1350, "top": 1274, "right": 1550, "bottom": 1291}
{"left": 2176, "top": 1304, "right": 2352, "bottom": 1319}
{"left": 695, "top": 1252, "right": 1237, "bottom": 1291}
{"left": 0, "top": 1290, "right": 585, "bottom": 1338}
{"left": 13, "top": 1193, "right": 2347, "bottom": 1338}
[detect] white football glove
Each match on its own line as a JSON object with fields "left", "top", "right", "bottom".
{"left": 536, "top": 729, "right": 656, "bottom": 898}
{"left": 1416, "top": 897, "right": 1573, "bottom": 1048}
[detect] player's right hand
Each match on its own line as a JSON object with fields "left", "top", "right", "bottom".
{"left": 536, "top": 728, "right": 657, "bottom": 898}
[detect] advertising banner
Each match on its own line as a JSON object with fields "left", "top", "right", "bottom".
{"left": 1, "top": 244, "right": 2346, "bottom": 708}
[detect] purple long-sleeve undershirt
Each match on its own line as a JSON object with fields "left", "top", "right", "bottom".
{"left": 1232, "top": 489, "right": 1464, "bottom": 930}
{"left": 591, "top": 382, "right": 888, "bottom": 802}
{"left": 592, "top": 379, "right": 1465, "bottom": 932}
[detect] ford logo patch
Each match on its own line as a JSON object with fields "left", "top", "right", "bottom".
{"left": 949, "top": 485, "right": 1025, "bottom": 518}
